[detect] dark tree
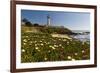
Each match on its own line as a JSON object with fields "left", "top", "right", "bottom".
{"left": 33, "top": 23, "right": 39, "bottom": 27}
{"left": 25, "top": 21, "right": 32, "bottom": 27}
{"left": 22, "top": 18, "right": 32, "bottom": 27}
{"left": 22, "top": 18, "right": 28, "bottom": 23}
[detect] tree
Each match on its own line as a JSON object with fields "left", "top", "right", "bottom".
{"left": 33, "top": 23, "right": 39, "bottom": 27}
{"left": 22, "top": 18, "right": 28, "bottom": 23}
{"left": 22, "top": 18, "right": 32, "bottom": 27}
{"left": 25, "top": 21, "right": 32, "bottom": 27}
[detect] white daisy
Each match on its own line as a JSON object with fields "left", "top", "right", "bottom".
{"left": 35, "top": 47, "right": 39, "bottom": 50}
{"left": 34, "top": 41, "right": 37, "bottom": 43}
{"left": 59, "top": 39, "right": 61, "bottom": 40}
{"left": 23, "top": 39, "right": 27, "bottom": 42}
{"left": 67, "top": 42, "right": 69, "bottom": 44}
{"left": 41, "top": 43, "right": 44, "bottom": 46}
{"left": 40, "top": 41, "right": 42, "bottom": 42}
{"left": 38, "top": 49, "right": 40, "bottom": 52}
{"left": 26, "top": 36, "right": 28, "bottom": 38}
{"left": 62, "top": 46, "right": 64, "bottom": 48}
{"left": 23, "top": 43, "right": 26, "bottom": 45}
{"left": 59, "top": 44, "right": 62, "bottom": 46}
{"left": 35, "top": 44, "right": 37, "bottom": 46}
{"left": 44, "top": 57, "right": 48, "bottom": 60}
{"left": 30, "top": 41, "right": 33, "bottom": 44}
{"left": 22, "top": 49, "right": 25, "bottom": 52}
{"left": 47, "top": 42, "right": 50, "bottom": 44}
{"left": 52, "top": 47, "right": 56, "bottom": 50}
{"left": 63, "top": 39, "right": 66, "bottom": 41}
{"left": 82, "top": 50, "right": 85, "bottom": 53}
{"left": 49, "top": 45, "right": 52, "bottom": 48}
{"left": 67, "top": 56, "right": 71, "bottom": 59}
{"left": 72, "top": 58, "right": 75, "bottom": 61}
{"left": 75, "top": 53, "right": 78, "bottom": 56}
{"left": 54, "top": 45, "right": 57, "bottom": 47}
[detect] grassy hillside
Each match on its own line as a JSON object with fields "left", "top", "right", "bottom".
{"left": 21, "top": 25, "right": 73, "bottom": 34}
{"left": 21, "top": 25, "right": 90, "bottom": 63}
{"left": 21, "top": 33, "right": 90, "bottom": 62}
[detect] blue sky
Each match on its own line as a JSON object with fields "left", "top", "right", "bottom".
{"left": 21, "top": 10, "right": 90, "bottom": 31}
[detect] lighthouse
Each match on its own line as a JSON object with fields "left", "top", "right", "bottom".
{"left": 47, "top": 15, "right": 50, "bottom": 26}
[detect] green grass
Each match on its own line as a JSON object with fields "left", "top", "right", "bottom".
{"left": 21, "top": 32, "right": 90, "bottom": 63}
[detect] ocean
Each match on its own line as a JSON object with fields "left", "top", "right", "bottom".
{"left": 70, "top": 30, "right": 90, "bottom": 42}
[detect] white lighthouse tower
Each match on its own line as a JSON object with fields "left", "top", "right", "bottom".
{"left": 47, "top": 15, "right": 50, "bottom": 26}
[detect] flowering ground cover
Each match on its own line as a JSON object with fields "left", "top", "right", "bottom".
{"left": 21, "top": 32, "right": 90, "bottom": 63}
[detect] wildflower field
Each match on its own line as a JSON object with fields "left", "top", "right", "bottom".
{"left": 21, "top": 32, "right": 90, "bottom": 63}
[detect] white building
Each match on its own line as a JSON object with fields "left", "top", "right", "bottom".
{"left": 47, "top": 15, "right": 51, "bottom": 26}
